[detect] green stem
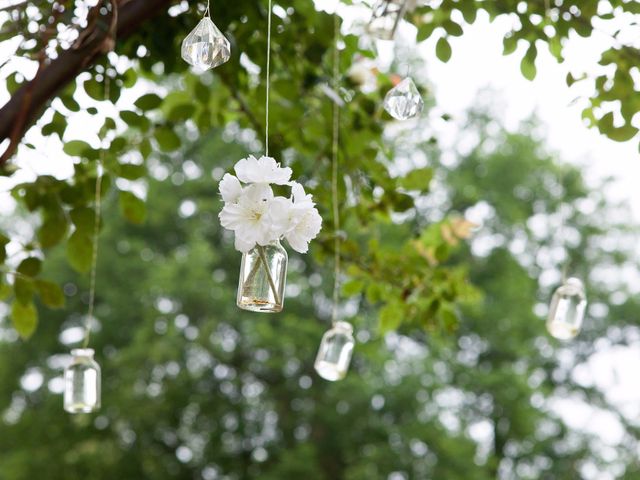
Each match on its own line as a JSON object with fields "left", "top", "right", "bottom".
{"left": 256, "top": 245, "right": 281, "bottom": 306}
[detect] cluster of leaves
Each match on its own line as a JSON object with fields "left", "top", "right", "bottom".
{"left": 0, "top": 0, "right": 638, "bottom": 340}
{"left": 411, "top": 0, "right": 640, "bottom": 144}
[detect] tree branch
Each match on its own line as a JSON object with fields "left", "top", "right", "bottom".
{"left": 0, "top": 0, "right": 177, "bottom": 165}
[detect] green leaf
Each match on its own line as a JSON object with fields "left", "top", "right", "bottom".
{"left": 399, "top": 167, "right": 434, "bottom": 191}
{"left": 118, "top": 163, "right": 147, "bottom": 180}
{"left": 140, "top": 138, "right": 152, "bottom": 159}
{"left": 443, "top": 20, "right": 463, "bottom": 37}
{"left": 17, "top": 257, "right": 42, "bottom": 277}
{"left": 14, "top": 276, "right": 35, "bottom": 304}
{"left": 119, "top": 191, "right": 147, "bottom": 224}
{"left": 134, "top": 93, "right": 163, "bottom": 111}
{"left": 63, "top": 140, "right": 93, "bottom": 158}
{"left": 597, "top": 112, "right": 639, "bottom": 142}
{"left": 167, "top": 104, "right": 197, "bottom": 122}
{"left": 502, "top": 35, "right": 518, "bottom": 56}
{"left": 70, "top": 207, "right": 96, "bottom": 233}
{"left": 342, "top": 279, "right": 365, "bottom": 296}
{"left": 0, "top": 282, "right": 11, "bottom": 300}
{"left": 379, "top": 301, "right": 403, "bottom": 334}
{"left": 11, "top": 300, "right": 38, "bottom": 339}
{"left": 39, "top": 202, "right": 68, "bottom": 248}
{"left": 436, "top": 37, "right": 452, "bottom": 62}
{"left": 0, "top": 232, "right": 9, "bottom": 264}
{"left": 35, "top": 280, "right": 65, "bottom": 309}
{"left": 67, "top": 231, "right": 94, "bottom": 273}
{"left": 520, "top": 43, "right": 538, "bottom": 81}
{"left": 154, "top": 126, "right": 181, "bottom": 152}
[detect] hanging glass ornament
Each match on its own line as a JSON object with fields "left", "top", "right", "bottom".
{"left": 383, "top": 77, "right": 424, "bottom": 120}
{"left": 181, "top": 15, "right": 230, "bottom": 70}
{"left": 64, "top": 348, "right": 101, "bottom": 414}
{"left": 546, "top": 277, "right": 587, "bottom": 340}
{"left": 237, "top": 240, "right": 288, "bottom": 312}
{"left": 314, "top": 321, "right": 355, "bottom": 381}
{"left": 366, "top": 0, "right": 412, "bottom": 40}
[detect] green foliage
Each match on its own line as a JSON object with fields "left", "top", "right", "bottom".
{"left": 118, "top": 191, "right": 147, "bottom": 225}
{"left": 10, "top": 300, "right": 37, "bottom": 339}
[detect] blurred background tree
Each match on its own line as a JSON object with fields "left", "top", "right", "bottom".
{"left": 1, "top": 105, "right": 639, "bottom": 478}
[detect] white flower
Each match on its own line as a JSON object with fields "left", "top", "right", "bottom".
{"left": 285, "top": 207, "right": 322, "bottom": 254}
{"left": 219, "top": 173, "right": 243, "bottom": 203}
{"left": 268, "top": 183, "right": 322, "bottom": 253}
{"left": 219, "top": 184, "right": 275, "bottom": 252}
{"left": 218, "top": 157, "right": 322, "bottom": 254}
{"left": 234, "top": 155, "right": 292, "bottom": 185}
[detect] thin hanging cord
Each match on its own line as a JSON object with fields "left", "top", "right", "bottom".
{"left": 204, "top": 0, "right": 210, "bottom": 17}
{"left": 265, "top": 0, "right": 272, "bottom": 156}
{"left": 331, "top": 10, "right": 340, "bottom": 326}
{"left": 82, "top": 74, "right": 109, "bottom": 349}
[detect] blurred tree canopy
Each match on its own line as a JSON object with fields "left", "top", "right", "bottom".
{"left": 0, "top": 106, "right": 639, "bottom": 478}
{"left": 0, "top": 0, "right": 638, "bottom": 336}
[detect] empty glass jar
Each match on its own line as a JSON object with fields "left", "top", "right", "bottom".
{"left": 237, "top": 241, "right": 288, "bottom": 313}
{"left": 64, "top": 348, "right": 101, "bottom": 413}
{"left": 547, "top": 277, "right": 587, "bottom": 340}
{"left": 314, "top": 321, "right": 355, "bottom": 381}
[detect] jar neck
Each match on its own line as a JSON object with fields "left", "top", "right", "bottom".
{"left": 71, "top": 348, "right": 95, "bottom": 358}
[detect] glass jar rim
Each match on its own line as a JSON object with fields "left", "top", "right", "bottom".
{"left": 333, "top": 321, "right": 354, "bottom": 334}
{"left": 70, "top": 348, "right": 95, "bottom": 357}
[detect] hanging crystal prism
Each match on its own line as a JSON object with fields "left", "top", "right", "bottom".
{"left": 546, "top": 277, "right": 587, "bottom": 340}
{"left": 181, "top": 16, "right": 230, "bottom": 70}
{"left": 64, "top": 348, "right": 101, "bottom": 413}
{"left": 314, "top": 321, "right": 355, "bottom": 381}
{"left": 383, "top": 77, "right": 424, "bottom": 120}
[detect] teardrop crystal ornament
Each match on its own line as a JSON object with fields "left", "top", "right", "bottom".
{"left": 546, "top": 277, "right": 587, "bottom": 340}
{"left": 314, "top": 322, "right": 355, "bottom": 382}
{"left": 64, "top": 348, "right": 101, "bottom": 414}
{"left": 181, "top": 17, "right": 230, "bottom": 70}
{"left": 383, "top": 77, "right": 424, "bottom": 120}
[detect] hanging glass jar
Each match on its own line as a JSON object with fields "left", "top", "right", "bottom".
{"left": 314, "top": 321, "right": 355, "bottom": 381}
{"left": 64, "top": 348, "right": 101, "bottom": 414}
{"left": 546, "top": 277, "right": 587, "bottom": 340}
{"left": 237, "top": 240, "right": 288, "bottom": 313}
{"left": 366, "top": 0, "right": 411, "bottom": 40}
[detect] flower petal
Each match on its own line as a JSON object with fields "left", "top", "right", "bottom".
{"left": 219, "top": 174, "right": 243, "bottom": 203}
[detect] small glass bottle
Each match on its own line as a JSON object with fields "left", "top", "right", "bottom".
{"left": 237, "top": 240, "right": 288, "bottom": 313}
{"left": 64, "top": 348, "right": 101, "bottom": 414}
{"left": 547, "top": 277, "right": 587, "bottom": 341}
{"left": 314, "top": 322, "right": 355, "bottom": 381}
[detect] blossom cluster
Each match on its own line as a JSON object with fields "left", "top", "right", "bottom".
{"left": 219, "top": 156, "right": 322, "bottom": 254}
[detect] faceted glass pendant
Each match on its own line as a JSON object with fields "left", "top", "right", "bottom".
{"left": 64, "top": 348, "right": 101, "bottom": 414}
{"left": 547, "top": 277, "right": 587, "bottom": 340}
{"left": 383, "top": 77, "right": 424, "bottom": 120}
{"left": 181, "top": 16, "right": 230, "bottom": 70}
{"left": 366, "top": 0, "right": 411, "bottom": 40}
{"left": 237, "top": 241, "right": 288, "bottom": 313}
{"left": 314, "top": 322, "right": 355, "bottom": 382}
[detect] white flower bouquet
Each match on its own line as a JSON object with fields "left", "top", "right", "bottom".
{"left": 218, "top": 155, "right": 322, "bottom": 312}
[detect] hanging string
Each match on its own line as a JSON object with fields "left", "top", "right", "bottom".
{"left": 265, "top": 0, "right": 273, "bottom": 156}
{"left": 331, "top": 9, "right": 341, "bottom": 326}
{"left": 82, "top": 71, "right": 109, "bottom": 349}
{"left": 204, "top": 0, "right": 210, "bottom": 17}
